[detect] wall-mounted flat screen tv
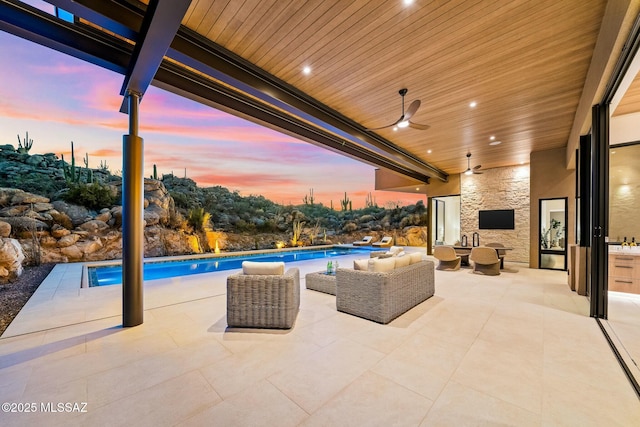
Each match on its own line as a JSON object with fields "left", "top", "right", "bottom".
{"left": 479, "top": 209, "right": 515, "bottom": 230}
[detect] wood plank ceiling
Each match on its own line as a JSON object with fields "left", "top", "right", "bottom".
{"left": 614, "top": 72, "right": 640, "bottom": 116}
{"left": 178, "top": 0, "right": 608, "bottom": 175}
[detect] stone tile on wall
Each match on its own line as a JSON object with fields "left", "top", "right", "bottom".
{"left": 461, "top": 165, "right": 530, "bottom": 263}
{"left": 609, "top": 147, "right": 640, "bottom": 243}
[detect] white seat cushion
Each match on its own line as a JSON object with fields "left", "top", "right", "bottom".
{"left": 395, "top": 254, "right": 412, "bottom": 268}
{"left": 386, "top": 246, "right": 404, "bottom": 256}
{"left": 242, "top": 261, "right": 285, "bottom": 275}
{"left": 368, "top": 256, "right": 396, "bottom": 272}
{"left": 409, "top": 252, "right": 423, "bottom": 264}
{"left": 353, "top": 258, "right": 369, "bottom": 271}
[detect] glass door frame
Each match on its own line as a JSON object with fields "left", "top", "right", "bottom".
{"left": 539, "top": 197, "right": 569, "bottom": 271}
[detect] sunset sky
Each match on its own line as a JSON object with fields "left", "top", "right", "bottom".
{"left": 0, "top": 27, "right": 424, "bottom": 209}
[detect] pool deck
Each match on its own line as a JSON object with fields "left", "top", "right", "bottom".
{"left": 1, "top": 248, "right": 639, "bottom": 425}
{"left": 3, "top": 247, "right": 376, "bottom": 337}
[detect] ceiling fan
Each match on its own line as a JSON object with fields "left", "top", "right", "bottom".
{"left": 464, "top": 153, "right": 483, "bottom": 175}
{"left": 366, "top": 88, "right": 431, "bottom": 131}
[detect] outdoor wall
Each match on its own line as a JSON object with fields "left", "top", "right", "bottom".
{"left": 609, "top": 144, "right": 640, "bottom": 243}
{"left": 530, "top": 147, "right": 576, "bottom": 268}
{"left": 461, "top": 165, "right": 530, "bottom": 263}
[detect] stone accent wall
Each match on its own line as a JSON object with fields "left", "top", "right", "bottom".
{"left": 609, "top": 144, "right": 640, "bottom": 243}
{"left": 461, "top": 165, "right": 530, "bottom": 263}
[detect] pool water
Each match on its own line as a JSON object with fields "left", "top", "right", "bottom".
{"left": 88, "top": 246, "right": 374, "bottom": 287}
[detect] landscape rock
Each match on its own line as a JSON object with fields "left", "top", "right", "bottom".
{"left": 78, "top": 220, "right": 109, "bottom": 233}
{"left": 40, "top": 251, "right": 68, "bottom": 264}
{"left": 57, "top": 233, "right": 80, "bottom": 247}
{"left": 144, "top": 205, "right": 162, "bottom": 226}
{"left": 1, "top": 217, "right": 49, "bottom": 233}
{"left": 51, "top": 201, "right": 92, "bottom": 227}
{"left": 51, "top": 224, "right": 70, "bottom": 238}
{"left": 60, "top": 244, "right": 83, "bottom": 260}
{"left": 31, "top": 202, "right": 54, "bottom": 212}
{"left": 77, "top": 238, "right": 103, "bottom": 255}
{"left": 110, "top": 206, "right": 122, "bottom": 228}
{"left": 25, "top": 154, "right": 45, "bottom": 167}
{"left": 10, "top": 191, "right": 49, "bottom": 205}
{"left": 39, "top": 235, "right": 58, "bottom": 247}
{"left": 49, "top": 210, "right": 73, "bottom": 229}
{"left": 0, "top": 221, "right": 10, "bottom": 237}
{"left": 24, "top": 210, "right": 51, "bottom": 222}
{"left": 95, "top": 211, "right": 111, "bottom": 223}
{"left": 0, "top": 238, "right": 25, "bottom": 283}
{"left": 0, "top": 188, "right": 26, "bottom": 205}
{"left": 403, "top": 226, "right": 428, "bottom": 246}
{"left": 0, "top": 205, "right": 30, "bottom": 217}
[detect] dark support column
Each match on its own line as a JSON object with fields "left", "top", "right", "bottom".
{"left": 122, "top": 91, "right": 144, "bottom": 327}
{"left": 590, "top": 103, "right": 609, "bottom": 319}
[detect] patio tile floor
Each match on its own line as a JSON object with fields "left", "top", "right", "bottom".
{"left": 1, "top": 250, "right": 639, "bottom": 426}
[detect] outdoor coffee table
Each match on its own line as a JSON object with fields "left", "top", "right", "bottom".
{"left": 305, "top": 271, "right": 337, "bottom": 295}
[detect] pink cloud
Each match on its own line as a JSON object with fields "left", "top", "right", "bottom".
{"left": 0, "top": 32, "right": 426, "bottom": 210}
{"left": 91, "top": 148, "right": 122, "bottom": 157}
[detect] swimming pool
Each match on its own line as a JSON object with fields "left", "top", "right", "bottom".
{"left": 87, "top": 246, "right": 375, "bottom": 287}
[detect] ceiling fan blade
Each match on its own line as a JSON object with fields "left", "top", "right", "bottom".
{"left": 473, "top": 170, "right": 483, "bottom": 174}
{"left": 404, "top": 99, "right": 421, "bottom": 121}
{"left": 366, "top": 117, "right": 402, "bottom": 131}
{"left": 473, "top": 164, "right": 482, "bottom": 170}
{"left": 408, "top": 121, "right": 430, "bottom": 130}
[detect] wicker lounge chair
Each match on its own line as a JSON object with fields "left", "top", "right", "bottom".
{"left": 433, "top": 246, "right": 461, "bottom": 270}
{"left": 352, "top": 236, "right": 373, "bottom": 246}
{"left": 469, "top": 247, "right": 501, "bottom": 276}
{"left": 371, "top": 236, "right": 393, "bottom": 247}
{"left": 227, "top": 261, "right": 300, "bottom": 328}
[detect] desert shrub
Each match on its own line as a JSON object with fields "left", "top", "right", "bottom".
{"left": 0, "top": 172, "right": 66, "bottom": 198}
{"left": 170, "top": 190, "right": 197, "bottom": 210}
{"left": 187, "top": 207, "right": 211, "bottom": 232}
{"left": 234, "top": 218, "right": 256, "bottom": 233}
{"left": 342, "top": 221, "right": 357, "bottom": 233}
{"left": 62, "top": 182, "right": 117, "bottom": 211}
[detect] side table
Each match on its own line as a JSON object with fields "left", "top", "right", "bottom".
{"left": 305, "top": 271, "right": 337, "bottom": 295}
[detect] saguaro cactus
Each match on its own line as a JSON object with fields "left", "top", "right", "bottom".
{"left": 17, "top": 131, "right": 34, "bottom": 154}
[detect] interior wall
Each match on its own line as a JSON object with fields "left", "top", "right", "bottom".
{"left": 609, "top": 144, "right": 640, "bottom": 243}
{"left": 460, "top": 165, "right": 530, "bottom": 263}
{"left": 530, "top": 147, "right": 576, "bottom": 268}
{"left": 611, "top": 112, "right": 640, "bottom": 144}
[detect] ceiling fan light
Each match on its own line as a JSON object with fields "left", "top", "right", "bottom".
{"left": 464, "top": 169, "right": 473, "bottom": 176}
{"left": 397, "top": 120, "right": 409, "bottom": 128}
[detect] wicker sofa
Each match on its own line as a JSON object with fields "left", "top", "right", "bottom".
{"left": 226, "top": 262, "right": 300, "bottom": 329}
{"left": 335, "top": 259, "right": 435, "bottom": 324}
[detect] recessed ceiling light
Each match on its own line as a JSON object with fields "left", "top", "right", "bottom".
{"left": 416, "top": 187, "right": 420, "bottom": 191}
{"left": 489, "top": 135, "right": 495, "bottom": 141}
{"left": 611, "top": 150, "right": 616, "bottom": 154}
{"left": 302, "top": 66, "right": 311, "bottom": 75}
{"left": 469, "top": 101, "right": 477, "bottom": 108}
{"left": 489, "top": 140, "right": 502, "bottom": 146}
{"left": 403, "top": 0, "right": 415, "bottom": 6}
{"left": 393, "top": 126, "right": 398, "bottom": 131}
{"left": 427, "top": 149, "right": 432, "bottom": 154}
